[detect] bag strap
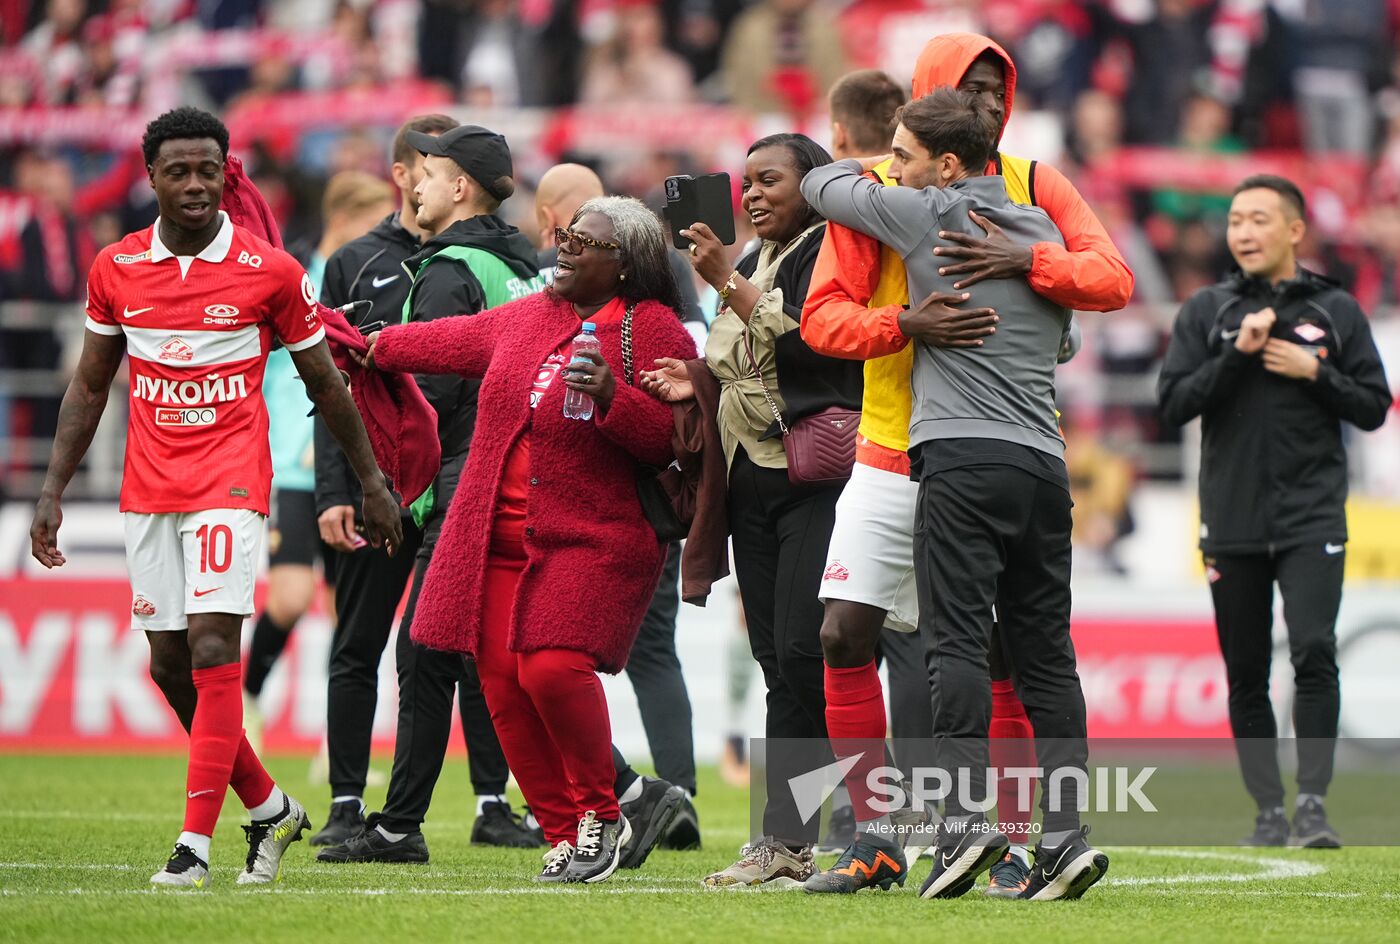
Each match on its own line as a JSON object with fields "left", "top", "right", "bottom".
{"left": 621, "top": 303, "right": 636, "bottom": 386}
{"left": 739, "top": 329, "right": 789, "bottom": 437}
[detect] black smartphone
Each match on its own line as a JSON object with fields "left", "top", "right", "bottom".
{"left": 662, "top": 173, "right": 736, "bottom": 250}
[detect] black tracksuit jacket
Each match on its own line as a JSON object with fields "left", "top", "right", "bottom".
{"left": 1158, "top": 267, "right": 1390, "bottom": 555}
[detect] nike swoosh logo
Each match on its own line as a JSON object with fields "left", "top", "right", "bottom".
{"left": 123, "top": 305, "right": 153, "bottom": 318}
{"left": 1046, "top": 842, "right": 1076, "bottom": 878}
{"left": 1221, "top": 329, "right": 1241, "bottom": 339}
{"left": 192, "top": 587, "right": 223, "bottom": 598}
{"left": 188, "top": 789, "right": 215, "bottom": 798}
{"left": 1325, "top": 543, "right": 1344, "bottom": 555}
{"left": 371, "top": 275, "right": 399, "bottom": 288}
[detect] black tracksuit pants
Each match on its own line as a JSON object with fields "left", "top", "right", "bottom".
{"left": 884, "top": 618, "right": 1015, "bottom": 775}
{"left": 623, "top": 541, "right": 697, "bottom": 794}
{"left": 728, "top": 447, "right": 840, "bottom": 841}
{"left": 1207, "top": 544, "right": 1343, "bottom": 808}
{"left": 914, "top": 463, "right": 1087, "bottom": 833}
{"left": 325, "top": 516, "right": 422, "bottom": 798}
{"left": 331, "top": 511, "right": 508, "bottom": 833}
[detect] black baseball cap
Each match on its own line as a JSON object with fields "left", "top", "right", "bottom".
{"left": 405, "top": 124, "right": 514, "bottom": 202}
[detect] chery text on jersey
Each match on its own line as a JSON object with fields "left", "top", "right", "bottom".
{"left": 84, "top": 212, "right": 325, "bottom": 515}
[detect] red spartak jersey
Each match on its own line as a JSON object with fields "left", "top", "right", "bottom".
{"left": 84, "top": 212, "right": 325, "bottom": 515}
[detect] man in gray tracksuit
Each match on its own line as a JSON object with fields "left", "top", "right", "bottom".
{"left": 800, "top": 87, "right": 1107, "bottom": 902}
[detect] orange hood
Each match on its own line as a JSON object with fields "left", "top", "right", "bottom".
{"left": 912, "top": 32, "right": 1017, "bottom": 137}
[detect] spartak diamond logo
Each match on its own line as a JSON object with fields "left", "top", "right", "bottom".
{"left": 158, "top": 337, "right": 194, "bottom": 361}
{"left": 132, "top": 596, "right": 157, "bottom": 617}
{"left": 1294, "top": 323, "right": 1325, "bottom": 343}
{"left": 824, "top": 560, "right": 849, "bottom": 581}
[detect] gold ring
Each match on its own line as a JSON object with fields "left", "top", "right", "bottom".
{"left": 689, "top": 243, "right": 698, "bottom": 256}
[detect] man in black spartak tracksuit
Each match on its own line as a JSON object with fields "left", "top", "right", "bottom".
{"left": 1159, "top": 174, "right": 1390, "bottom": 850}
{"left": 311, "top": 116, "right": 532, "bottom": 854}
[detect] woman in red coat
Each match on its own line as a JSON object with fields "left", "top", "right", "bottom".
{"left": 363, "top": 197, "right": 697, "bottom": 884}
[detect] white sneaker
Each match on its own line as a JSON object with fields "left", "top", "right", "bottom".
{"left": 150, "top": 844, "right": 209, "bottom": 889}
{"left": 702, "top": 838, "right": 816, "bottom": 889}
{"left": 236, "top": 795, "right": 311, "bottom": 885}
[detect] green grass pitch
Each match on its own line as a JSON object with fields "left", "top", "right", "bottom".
{"left": 2, "top": 753, "right": 1397, "bottom": 943}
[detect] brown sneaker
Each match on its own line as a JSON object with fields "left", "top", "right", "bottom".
{"left": 703, "top": 838, "right": 816, "bottom": 890}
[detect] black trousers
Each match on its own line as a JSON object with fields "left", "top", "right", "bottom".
{"left": 1207, "top": 544, "right": 1343, "bottom": 808}
{"left": 325, "top": 518, "right": 421, "bottom": 798}
{"left": 885, "top": 619, "right": 1015, "bottom": 776}
{"left": 623, "top": 541, "right": 697, "bottom": 794}
{"left": 914, "top": 464, "right": 1086, "bottom": 832}
{"left": 883, "top": 626, "right": 935, "bottom": 772}
{"left": 729, "top": 448, "right": 840, "bottom": 839}
{"left": 344, "top": 513, "right": 509, "bottom": 833}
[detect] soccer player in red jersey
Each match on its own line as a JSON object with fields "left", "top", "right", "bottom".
{"left": 28, "top": 107, "right": 403, "bottom": 888}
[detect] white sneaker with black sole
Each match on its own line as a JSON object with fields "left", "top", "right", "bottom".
{"left": 237, "top": 795, "right": 312, "bottom": 885}
{"left": 561, "top": 811, "right": 632, "bottom": 884}
{"left": 1019, "top": 826, "right": 1110, "bottom": 901}
{"left": 149, "top": 843, "right": 210, "bottom": 889}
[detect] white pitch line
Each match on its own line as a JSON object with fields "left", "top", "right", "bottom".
{"left": 0, "top": 847, "right": 1333, "bottom": 897}
{"left": 0, "top": 862, "right": 699, "bottom": 885}
{"left": 0, "top": 885, "right": 691, "bottom": 898}
{"left": 1103, "top": 848, "right": 1326, "bottom": 886}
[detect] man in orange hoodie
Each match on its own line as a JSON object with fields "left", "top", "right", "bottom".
{"left": 801, "top": 34, "right": 1132, "bottom": 899}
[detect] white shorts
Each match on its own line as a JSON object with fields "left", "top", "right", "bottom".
{"left": 819, "top": 462, "right": 920, "bottom": 633}
{"left": 124, "top": 509, "right": 265, "bottom": 631}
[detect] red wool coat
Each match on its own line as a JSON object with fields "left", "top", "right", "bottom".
{"left": 374, "top": 291, "right": 698, "bottom": 673}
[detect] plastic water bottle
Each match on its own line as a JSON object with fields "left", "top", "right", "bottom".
{"left": 563, "top": 323, "right": 601, "bottom": 420}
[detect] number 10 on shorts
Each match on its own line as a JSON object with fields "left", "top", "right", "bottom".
{"left": 195, "top": 523, "right": 233, "bottom": 573}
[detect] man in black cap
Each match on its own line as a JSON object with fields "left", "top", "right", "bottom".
{"left": 319, "top": 124, "right": 547, "bottom": 864}
{"left": 310, "top": 115, "right": 539, "bottom": 854}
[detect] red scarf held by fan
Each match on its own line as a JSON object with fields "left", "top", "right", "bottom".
{"left": 220, "top": 155, "right": 440, "bottom": 506}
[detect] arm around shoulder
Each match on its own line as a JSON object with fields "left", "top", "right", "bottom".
{"left": 1027, "top": 162, "right": 1135, "bottom": 312}
{"left": 800, "top": 223, "right": 909, "bottom": 360}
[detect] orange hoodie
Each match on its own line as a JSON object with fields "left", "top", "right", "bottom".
{"left": 801, "top": 33, "right": 1134, "bottom": 469}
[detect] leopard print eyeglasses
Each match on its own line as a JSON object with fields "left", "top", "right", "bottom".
{"left": 555, "top": 227, "right": 621, "bottom": 253}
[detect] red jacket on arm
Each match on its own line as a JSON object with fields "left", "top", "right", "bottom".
{"left": 218, "top": 153, "right": 440, "bottom": 505}
{"left": 373, "top": 291, "right": 697, "bottom": 673}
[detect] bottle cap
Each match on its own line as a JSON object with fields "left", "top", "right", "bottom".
{"left": 582, "top": 322, "right": 596, "bottom": 332}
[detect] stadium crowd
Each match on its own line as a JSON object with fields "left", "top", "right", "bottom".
{"left": 5, "top": 1, "right": 1400, "bottom": 507}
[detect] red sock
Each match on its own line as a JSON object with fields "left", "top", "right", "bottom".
{"left": 824, "top": 662, "right": 887, "bottom": 823}
{"left": 990, "top": 678, "right": 1036, "bottom": 842}
{"left": 228, "top": 734, "right": 275, "bottom": 811}
{"left": 185, "top": 664, "right": 243, "bottom": 837}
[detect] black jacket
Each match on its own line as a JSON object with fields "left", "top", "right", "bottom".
{"left": 1158, "top": 267, "right": 1390, "bottom": 554}
{"left": 314, "top": 212, "right": 421, "bottom": 518}
{"left": 399, "top": 214, "right": 541, "bottom": 521}
{"left": 738, "top": 224, "right": 863, "bottom": 438}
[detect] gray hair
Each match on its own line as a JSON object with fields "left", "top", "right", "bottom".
{"left": 573, "top": 196, "right": 682, "bottom": 312}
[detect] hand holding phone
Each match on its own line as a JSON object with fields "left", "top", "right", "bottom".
{"left": 662, "top": 173, "right": 736, "bottom": 251}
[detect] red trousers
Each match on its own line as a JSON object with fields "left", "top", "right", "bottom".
{"left": 473, "top": 529, "right": 619, "bottom": 846}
